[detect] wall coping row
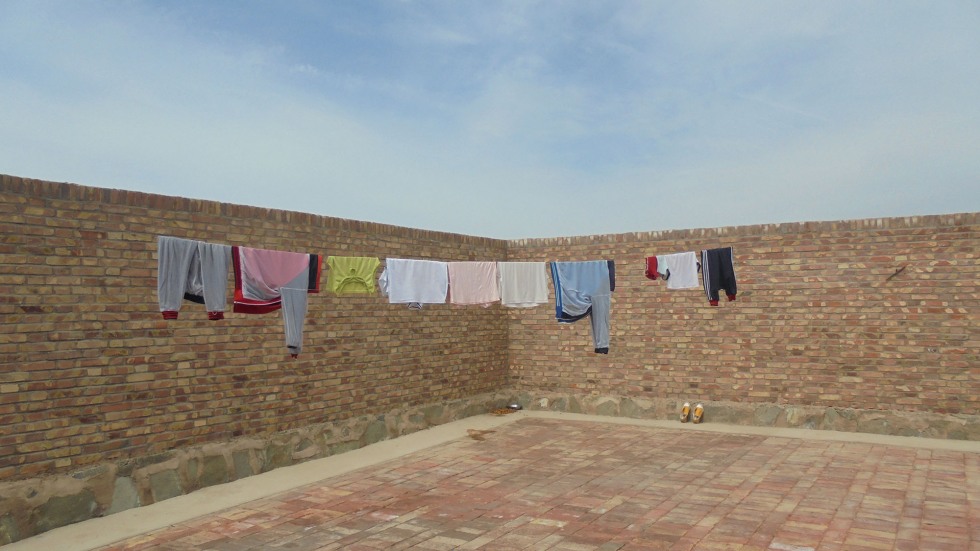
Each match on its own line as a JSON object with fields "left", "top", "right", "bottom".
{"left": 0, "top": 174, "right": 506, "bottom": 247}
{"left": 5, "top": 173, "right": 977, "bottom": 249}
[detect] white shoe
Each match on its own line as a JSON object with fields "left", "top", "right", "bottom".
{"left": 692, "top": 403, "right": 704, "bottom": 424}
{"left": 680, "top": 402, "right": 691, "bottom": 423}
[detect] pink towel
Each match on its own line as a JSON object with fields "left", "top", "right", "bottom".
{"left": 448, "top": 262, "right": 500, "bottom": 306}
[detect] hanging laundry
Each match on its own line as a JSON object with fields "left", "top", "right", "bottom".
{"left": 645, "top": 256, "right": 664, "bottom": 280}
{"left": 701, "top": 246, "right": 737, "bottom": 305}
{"left": 645, "top": 252, "right": 700, "bottom": 289}
{"left": 448, "top": 261, "right": 500, "bottom": 306}
{"left": 551, "top": 260, "right": 615, "bottom": 354}
{"left": 378, "top": 258, "right": 449, "bottom": 306}
{"left": 327, "top": 256, "right": 381, "bottom": 294}
{"left": 157, "top": 236, "right": 231, "bottom": 320}
{"left": 497, "top": 261, "right": 550, "bottom": 308}
{"left": 231, "top": 246, "right": 322, "bottom": 357}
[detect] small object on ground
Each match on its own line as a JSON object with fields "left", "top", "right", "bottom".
{"left": 680, "top": 402, "right": 691, "bottom": 423}
{"left": 467, "top": 428, "right": 495, "bottom": 441}
{"left": 692, "top": 403, "right": 704, "bottom": 424}
{"left": 490, "top": 403, "right": 523, "bottom": 415}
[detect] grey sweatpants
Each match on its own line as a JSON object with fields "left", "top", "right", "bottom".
{"left": 281, "top": 286, "right": 310, "bottom": 357}
{"left": 157, "top": 236, "right": 231, "bottom": 319}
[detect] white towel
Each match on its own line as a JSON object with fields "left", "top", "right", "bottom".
{"left": 497, "top": 262, "right": 550, "bottom": 307}
{"left": 379, "top": 259, "right": 448, "bottom": 304}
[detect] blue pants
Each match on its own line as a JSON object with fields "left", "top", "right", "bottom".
{"left": 551, "top": 260, "right": 615, "bottom": 353}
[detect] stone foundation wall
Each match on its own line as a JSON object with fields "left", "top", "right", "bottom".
{"left": 0, "top": 391, "right": 516, "bottom": 545}
{"left": 512, "top": 390, "right": 980, "bottom": 440}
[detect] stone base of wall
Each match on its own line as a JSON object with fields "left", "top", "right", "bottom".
{"left": 4, "top": 389, "right": 976, "bottom": 545}
{"left": 509, "top": 390, "right": 980, "bottom": 441}
{"left": 0, "top": 391, "right": 515, "bottom": 546}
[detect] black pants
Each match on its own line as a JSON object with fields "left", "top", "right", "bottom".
{"left": 701, "top": 247, "right": 736, "bottom": 305}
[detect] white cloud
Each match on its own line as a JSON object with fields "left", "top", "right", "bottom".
{"left": 0, "top": 1, "right": 977, "bottom": 239}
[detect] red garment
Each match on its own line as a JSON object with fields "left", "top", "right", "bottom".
{"left": 644, "top": 256, "right": 659, "bottom": 280}
{"left": 232, "top": 246, "right": 322, "bottom": 313}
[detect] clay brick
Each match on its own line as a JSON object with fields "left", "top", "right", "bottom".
{"left": 0, "top": 174, "right": 977, "bottom": 485}
{"left": 507, "top": 216, "right": 979, "bottom": 418}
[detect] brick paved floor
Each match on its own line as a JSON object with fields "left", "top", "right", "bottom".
{"left": 93, "top": 418, "right": 978, "bottom": 551}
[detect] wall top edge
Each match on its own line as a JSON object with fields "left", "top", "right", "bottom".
{"left": 507, "top": 212, "right": 980, "bottom": 246}
{"left": 0, "top": 174, "right": 506, "bottom": 247}
{"left": 3, "top": 174, "right": 976, "bottom": 246}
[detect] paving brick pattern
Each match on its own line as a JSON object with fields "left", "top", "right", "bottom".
{"left": 95, "top": 419, "right": 978, "bottom": 551}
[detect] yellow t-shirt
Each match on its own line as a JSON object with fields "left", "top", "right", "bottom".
{"left": 327, "top": 256, "right": 381, "bottom": 294}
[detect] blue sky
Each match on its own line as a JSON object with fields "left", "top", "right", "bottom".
{"left": 2, "top": 1, "right": 978, "bottom": 239}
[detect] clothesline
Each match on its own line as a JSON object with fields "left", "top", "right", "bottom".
{"left": 156, "top": 236, "right": 737, "bottom": 357}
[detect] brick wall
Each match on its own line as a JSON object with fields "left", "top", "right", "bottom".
{"left": 2, "top": 173, "right": 978, "bottom": 487}
{"left": 0, "top": 175, "right": 509, "bottom": 484}
{"left": 506, "top": 216, "right": 980, "bottom": 415}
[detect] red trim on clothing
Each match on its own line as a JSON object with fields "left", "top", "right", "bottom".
{"left": 233, "top": 299, "right": 283, "bottom": 314}
{"left": 310, "top": 254, "right": 323, "bottom": 293}
{"left": 231, "top": 245, "right": 245, "bottom": 304}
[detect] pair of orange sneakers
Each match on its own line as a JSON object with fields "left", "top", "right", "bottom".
{"left": 680, "top": 402, "right": 704, "bottom": 424}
